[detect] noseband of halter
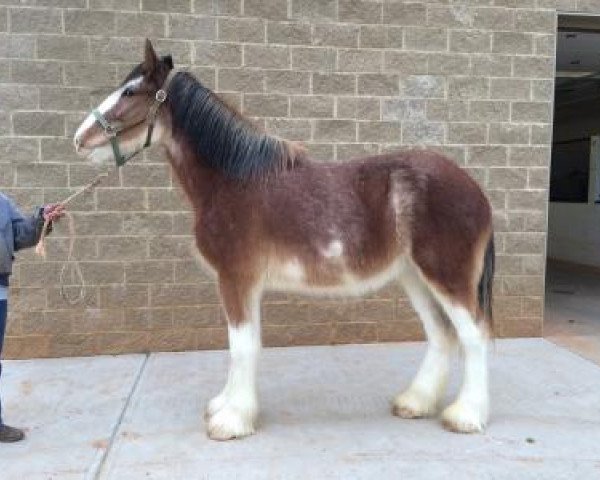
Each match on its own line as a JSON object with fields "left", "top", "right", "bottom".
{"left": 91, "top": 69, "right": 178, "bottom": 168}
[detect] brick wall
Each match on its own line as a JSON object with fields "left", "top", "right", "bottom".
{"left": 0, "top": 0, "right": 575, "bottom": 358}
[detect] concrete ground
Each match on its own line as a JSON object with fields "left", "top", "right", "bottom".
{"left": 1, "top": 338, "right": 599, "bottom": 479}
{"left": 545, "top": 260, "right": 600, "bottom": 364}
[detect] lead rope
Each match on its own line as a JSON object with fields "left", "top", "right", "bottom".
{"left": 35, "top": 172, "right": 110, "bottom": 305}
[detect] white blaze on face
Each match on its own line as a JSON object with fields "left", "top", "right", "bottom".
{"left": 73, "top": 76, "right": 144, "bottom": 155}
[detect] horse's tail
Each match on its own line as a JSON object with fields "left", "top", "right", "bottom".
{"left": 478, "top": 234, "right": 495, "bottom": 336}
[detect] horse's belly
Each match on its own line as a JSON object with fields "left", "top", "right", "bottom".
{"left": 265, "top": 256, "right": 404, "bottom": 297}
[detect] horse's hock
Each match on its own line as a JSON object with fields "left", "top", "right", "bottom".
{"left": 0, "top": 2, "right": 566, "bottom": 358}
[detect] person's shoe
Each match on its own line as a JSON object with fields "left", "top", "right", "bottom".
{"left": 0, "top": 425, "right": 25, "bottom": 443}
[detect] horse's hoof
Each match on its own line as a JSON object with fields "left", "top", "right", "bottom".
{"left": 205, "top": 393, "right": 228, "bottom": 421}
{"left": 206, "top": 406, "right": 256, "bottom": 441}
{"left": 441, "top": 401, "right": 487, "bottom": 434}
{"left": 392, "top": 389, "right": 438, "bottom": 419}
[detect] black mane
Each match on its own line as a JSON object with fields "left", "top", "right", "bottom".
{"left": 167, "top": 72, "right": 295, "bottom": 179}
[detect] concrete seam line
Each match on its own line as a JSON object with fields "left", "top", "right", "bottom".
{"left": 87, "top": 353, "right": 151, "bottom": 480}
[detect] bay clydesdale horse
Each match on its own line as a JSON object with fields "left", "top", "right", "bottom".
{"left": 74, "top": 40, "right": 495, "bottom": 441}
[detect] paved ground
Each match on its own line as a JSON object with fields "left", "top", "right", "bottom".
{"left": 1, "top": 338, "right": 599, "bottom": 479}
{"left": 545, "top": 260, "right": 600, "bottom": 364}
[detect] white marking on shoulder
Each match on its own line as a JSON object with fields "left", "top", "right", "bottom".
{"left": 322, "top": 240, "right": 344, "bottom": 259}
{"left": 282, "top": 258, "right": 305, "bottom": 282}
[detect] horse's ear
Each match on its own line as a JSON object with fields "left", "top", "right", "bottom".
{"left": 143, "top": 39, "right": 158, "bottom": 72}
{"left": 162, "top": 54, "right": 174, "bottom": 70}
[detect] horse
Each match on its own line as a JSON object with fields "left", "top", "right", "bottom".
{"left": 73, "top": 40, "right": 495, "bottom": 441}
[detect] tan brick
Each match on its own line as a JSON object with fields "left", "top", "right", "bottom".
{"left": 169, "top": 14, "right": 215, "bottom": 39}
{"left": 143, "top": 0, "right": 191, "bottom": 13}
{"left": 402, "top": 122, "right": 444, "bottom": 145}
{"left": 149, "top": 235, "right": 195, "bottom": 259}
{"left": 0, "top": 85, "right": 39, "bottom": 110}
{"left": 116, "top": 12, "right": 167, "bottom": 37}
{"left": 471, "top": 54, "right": 512, "bottom": 77}
{"left": 244, "top": 0, "right": 287, "bottom": 20}
{"left": 265, "top": 70, "right": 310, "bottom": 93}
{"left": 64, "top": 62, "right": 117, "bottom": 87}
{"left": 473, "top": 7, "right": 514, "bottom": 30}
{"left": 126, "top": 260, "right": 174, "bottom": 284}
{"left": 358, "top": 74, "right": 399, "bottom": 96}
{"left": 151, "top": 283, "right": 218, "bottom": 306}
{"left": 98, "top": 189, "right": 146, "bottom": 211}
{"left": 515, "top": 9, "right": 556, "bottom": 33}
{"left": 358, "top": 121, "right": 400, "bottom": 143}
{"left": 405, "top": 27, "right": 448, "bottom": 51}
{"left": 427, "top": 53, "right": 470, "bottom": 76}
{"left": 447, "top": 122, "right": 487, "bottom": 144}
{"left": 292, "top": 46, "right": 336, "bottom": 72}
{"left": 91, "top": 0, "right": 139, "bottom": 9}
{"left": 10, "top": 7, "right": 62, "bottom": 34}
{"left": 0, "top": 33, "right": 35, "bottom": 58}
{"left": 265, "top": 118, "right": 311, "bottom": 140}
{"left": 291, "top": 95, "right": 334, "bottom": 118}
{"left": 98, "top": 237, "right": 147, "bottom": 261}
{"left": 509, "top": 146, "right": 550, "bottom": 166}
{"left": 400, "top": 75, "right": 445, "bottom": 99}
{"left": 493, "top": 32, "right": 534, "bottom": 54}
{"left": 291, "top": 0, "right": 336, "bottom": 21}
{"left": 337, "top": 97, "right": 380, "bottom": 120}
{"left": 244, "top": 44, "right": 289, "bottom": 69}
{"left": 359, "top": 25, "right": 403, "bottom": 49}
{"left": 243, "top": 93, "right": 288, "bottom": 117}
{"left": 218, "top": 17, "right": 265, "bottom": 43}
{"left": 314, "top": 119, "right": 356, "bottom": 142}
{"left": 491, "top": 78, "right": 531, "bottom": 100}
{"left": 313, "top": 73, "right": 356, "bottom": 95}
{"left": 426, "top": 100, "right": 468, "bottom": 122}
{"left": 467, "top": 145, "right": 508, "bottom": 167}
{"left": 469, "top": 101, "right": 510, "bottom": 122}
{"left": 65, "top": 10, "right": 115, "bottom": 35}
{"left": 488, "top": 167, "right": 527, "bottom": 189}
{"left": 450, "top": 30, "right": 492, "bottom": 53}
{"left": 37, "top": 36, "right": 89, "bottom": 62}
{"left": 313, "top": 23, "right": 359, "bottom": 47}
{"left": 13, "top": 112, "right": 64, "bottom": 137}
{"left": 489, "top": 123, "right": 530, "bottom": 145}
{"left": 383, "top": 2, "right": 426, "bottom": 25}
{"left": 339, "top": 0, "right": 382, "bottom": 24}
{"left": 448, "top": 77, "right": 488, "bottom": 100}
{"left": 11, "top": 60, "right": 62, "bottom": 85}
{"left": 122, "top": 164, "right": 171, "bottom": 188}
{"left": 195, "top": 0, "right": 238, "bottom": 16}
{"left": 383, "top": 99, "right": 425, "bottom": 121}
{"left": 512, "top": 102, "right": 552, "bottom": 123}
{"left": 338, "top": 49, "right": 383, "bottom": 73}
{"left": 268, "top": 21, "right": 312, "bottom": 45}
{"left": 218, "top": 68, "right": 265, "bottom": 92}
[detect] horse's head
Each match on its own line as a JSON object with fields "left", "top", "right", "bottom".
{"left": 74, "top": 39, "right": 174, "bottom": 165}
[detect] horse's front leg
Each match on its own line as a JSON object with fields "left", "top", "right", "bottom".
{"left": 205, "top": 276, "right": 262, "bottom": 441}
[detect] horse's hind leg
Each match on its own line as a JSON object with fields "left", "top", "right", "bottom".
{"left": 393, "top": 269, "right": 453, "bottom": 419}
{"left": 205, "top": 276, "right": 262, "bottom": 441}
{"left": 433, "top": 292, "right": 489, "bottom": 433}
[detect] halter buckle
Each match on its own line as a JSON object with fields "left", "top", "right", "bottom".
{"left": 155, "top": 89, "right": 167, "bottom": 103}
{"left": 104, "top": 123, "right": 118, "bottom": 138}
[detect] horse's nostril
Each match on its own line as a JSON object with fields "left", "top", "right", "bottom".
{"left": 74, "top": 135, "right": 82, "bottom": 152}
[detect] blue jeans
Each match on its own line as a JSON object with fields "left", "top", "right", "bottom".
{"left": 0, "top": 300, "right": 6, "bottom": 425}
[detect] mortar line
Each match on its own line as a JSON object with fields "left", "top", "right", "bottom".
{"left": 89, "top": 353, "right": 150, "bottom": 480}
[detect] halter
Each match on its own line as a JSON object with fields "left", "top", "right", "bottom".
{"left": 92, "top": 69, "right": 179, "bottom": 167}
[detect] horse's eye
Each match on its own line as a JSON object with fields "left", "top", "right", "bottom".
{"left": 123, "top": 87, "right": 135, "bottom": 97}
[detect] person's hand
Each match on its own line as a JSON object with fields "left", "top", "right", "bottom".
{"left": 43, "top": 203, "right": 65, "bottom": 222}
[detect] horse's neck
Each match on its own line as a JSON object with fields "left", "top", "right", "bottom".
{"left": 164, "top": 141, "right": 222, "bottom": 210}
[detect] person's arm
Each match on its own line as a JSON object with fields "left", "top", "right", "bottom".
{"left": 8, "top": 200, "right": 64, "bottom": 251}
